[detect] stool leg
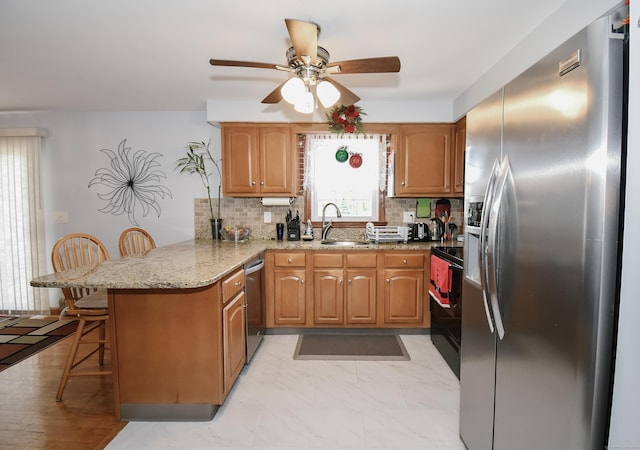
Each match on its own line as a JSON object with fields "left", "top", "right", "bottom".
{"left": 56, "top": 318, "right": 85, "bottom": 402}
{"left": 98, "top": 320, "right": 106, "bottom": 365}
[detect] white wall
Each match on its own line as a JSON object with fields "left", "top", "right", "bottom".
{"left": 206, "top": 99, "right": 455, "bottom": 124}
{"left": 0, "top": 111, "right": 220, "bottom": 306}
{"left": 453, "top": 0, "right": 624, "bottom": 117}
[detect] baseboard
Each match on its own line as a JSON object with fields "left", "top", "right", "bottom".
{"left": 266, "top": 327, "right": 430, "bottom": 335}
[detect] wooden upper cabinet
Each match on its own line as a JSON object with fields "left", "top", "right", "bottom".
{"left": 222, "top": 124, "right": 295, "bottom": 197}
{"left": 453, "top": 117, "right": 466, "bottom": 196}
{"left": 395, "top": 124, "right": 455, "bottom": 197}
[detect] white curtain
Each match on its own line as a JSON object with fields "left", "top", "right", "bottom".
{"left": 0, "top": 129, "right": 49, "bottom": 313}
{"left": 304, "top": 133, "right": 388, "bottom": 192}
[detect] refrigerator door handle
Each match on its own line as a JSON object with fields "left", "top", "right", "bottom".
{"left": 486, "top": 155, "right": 512, "bottom": 340}
{"left": 479, "top": 158, "right": 500, "bottom": 334}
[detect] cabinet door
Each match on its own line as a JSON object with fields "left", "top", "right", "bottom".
{"left": 346, "top": 269, "right": 376, "bottom": 324}
{"left": 396, "top": 124, "right": 454, "bottom": 196}
{"left": 453, "top": 117, "right": 466, "bottom": 195}
{"left": 313, "top": 269, "right": 344, "bottom": 325}
{"left": 259, "top": 126, "right": 294, "bottom": 195}
{"left": 273, "top": 269, "right": 306, "bottom": 325}
{"left": 383, "top": 269, "right": 424, "bottom": 324}
{"left": 223, "top": 291, "right": 246, "bottom": 395}
{"left": 222, "top": 126, "right": 259, "bottom": 195}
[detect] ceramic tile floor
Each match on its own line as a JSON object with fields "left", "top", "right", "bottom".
{"left": 106, "top": 334, "right": 466, "bottom": 450}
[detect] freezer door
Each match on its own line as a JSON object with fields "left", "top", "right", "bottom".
{"left": 464, "top": 89, "right": 504, "bottom": 198}
{"left": 460, "top": 89, "right": 504, "bottom": 449}
{"left": 459, "top": 279, "right": 497, "bottom": 450}
{"left": 492, "top": 16, "right": 623, "bottom": 450}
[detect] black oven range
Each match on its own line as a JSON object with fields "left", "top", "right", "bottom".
{"left": 429, "top": 246, "right": 463, "bottom": 379}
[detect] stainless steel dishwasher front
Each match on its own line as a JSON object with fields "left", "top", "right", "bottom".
{"left": 244, "top": 254, "right": 265, "bottom": 362}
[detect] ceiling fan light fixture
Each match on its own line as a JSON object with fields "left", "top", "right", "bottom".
{"left": 281, "top": 77, "right": 305, "bottom": 105}
{"left": 316, "top": 80, "right": 340, "bottom": 108}
{"left": 294, "top": 90, "right": 315, "bottom": 114}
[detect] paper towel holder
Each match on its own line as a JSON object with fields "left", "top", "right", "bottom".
{"left": 261, "top": 197, "right": 293, "bottom": 206}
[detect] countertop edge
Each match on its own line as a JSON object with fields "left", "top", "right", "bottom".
{"left": 32, "top": 239, "right": 460, "bottom": 290}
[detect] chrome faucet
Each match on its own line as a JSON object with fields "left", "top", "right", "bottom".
{"left": 321, "top": 202, "right": 342, "bottom": 240}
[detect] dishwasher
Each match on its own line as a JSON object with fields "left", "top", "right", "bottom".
{"left": 244, "top": 254, "right": 265, "bottom": 362}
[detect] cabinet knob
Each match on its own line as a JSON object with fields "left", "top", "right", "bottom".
{"left": 301, "top": 279, "right": 305, "bottom": 284}
{"left": 339, "top": 279, "right": 343, "bottom": 285}
{"left": 260, "top": 181, "right": 264, "bottom": 185}
{"left": 252, "top": 181, "right": 256, "bottom": 185}
{"left": 403, "top": 259, "right": 407, "bottom": 264}
{"left": 401, "top": 181, "right": 406, "bottom": 186}
{"left": 386, "top": 278, "right": 390, "bottom": 283}
{"left": 235, "top": 281, "right": 241, "bottom": 286}
{"left": 287, "top": 258, "right": 292, "bottom": 263}
{"left": 348, "top": 279, "right": 352, "bottom": 285}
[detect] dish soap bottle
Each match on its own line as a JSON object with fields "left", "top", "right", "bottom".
{"left": 303, "top": 219, "right": 314, "bottom": 241}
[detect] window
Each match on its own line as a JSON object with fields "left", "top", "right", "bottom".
{"left": 304, "top": 134, "right": 388, "bottom": 224}
{"left": 0, "top": 130, "right": 48, "bottom": 314}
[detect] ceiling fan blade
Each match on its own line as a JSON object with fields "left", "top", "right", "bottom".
{"left": 261, "top": 80, "right": 287, "bottom": 104}
{"left": 285, "top": 18, "right": 317, "bottom": 61}
{"left": 209, "top": 59, "right": 279, "bottom": 70}
{"left": 325, "top": 78, "right": 360, "bottom": 105}
{"left": 326, "top": 56, "right": 401, "bottom": 74}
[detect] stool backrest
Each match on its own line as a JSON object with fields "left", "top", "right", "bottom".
{"left": 51, "top": 233, "right": 110, "bottom": 306}
{"left": 119, "top": 227, "right": 156, "bottom": 256}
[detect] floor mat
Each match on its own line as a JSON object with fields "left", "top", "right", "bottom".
{"left": 293, "top": 334, "right": 410, "bottom": 361}
{"left": 0, "top": 315, "right": 78, "bottom": 371}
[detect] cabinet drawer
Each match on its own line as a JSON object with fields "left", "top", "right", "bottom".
{"left": 222, "top": 268, "right": 245, "bottom": 303}
{"left": 314, "top": 253, "right": 343, "bottom": 268}
{"left": 274, "top": 252, "right": 306, "bottom": 267}
{"left": 384, "top": 253, "right": 424, "bottom": 268}
{"left": 346, "top": 253, "right": 377, "bottom": 268}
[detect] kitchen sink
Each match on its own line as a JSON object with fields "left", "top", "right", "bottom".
{"left": 321, "top": 240, "right": 370, "bottom": 246}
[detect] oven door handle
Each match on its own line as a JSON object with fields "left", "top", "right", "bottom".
{"left": 480, "top": 158, "right": 500, "bottom": 334}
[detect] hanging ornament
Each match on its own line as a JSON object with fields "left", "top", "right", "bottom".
{"left": 349, "top": 151, "right": 363, "bottom": 168}
{"left": 335, "top": 145, "right": 349, "bottom": 163}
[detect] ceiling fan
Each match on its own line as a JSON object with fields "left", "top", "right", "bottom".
{"left": 209, "top": 18, "right": 401, "bottom": 112}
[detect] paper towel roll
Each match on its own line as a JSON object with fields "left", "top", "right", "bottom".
{"left": 261, "top": 197, "right": 292, "bottom": 206}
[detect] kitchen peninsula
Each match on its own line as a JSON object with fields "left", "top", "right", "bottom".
{"left": 31, "top": 239, "right": 435, "bottom": 421}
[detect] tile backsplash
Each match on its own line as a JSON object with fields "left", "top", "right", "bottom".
{"left": 195, "top": 196, "right": 463, "bottom": 241}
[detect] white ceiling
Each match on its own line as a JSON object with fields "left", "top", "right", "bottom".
{"left": 0, "top": 0, "right": 565, "bottom": 113}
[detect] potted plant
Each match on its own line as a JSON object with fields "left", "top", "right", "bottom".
{"left": 176, "top": 139, "right": 223, "bottom": 239}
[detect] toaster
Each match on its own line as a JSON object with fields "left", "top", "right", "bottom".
{"left": 411, "top": 223, "right": 430, "bottom": 241}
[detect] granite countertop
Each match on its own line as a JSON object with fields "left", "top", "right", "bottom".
{"left": 31, "top": 238, "right": 448, "bottom": 290}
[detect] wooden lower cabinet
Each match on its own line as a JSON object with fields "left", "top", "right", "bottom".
{"left": 383, "top": 269, "right": 424, "bottom": 324}
{"left": 346, "top": 268, "right": 377, "bottom": 324}
{"left": 267, "top": 249, "right": 428, "bottom": 328}
{"left": 223, "top": 291, "right": 246, "bottom": 395}
{"left": 269, "top": 251, "right": 307, "bottom": 325}
{"left": 314, "top": 268, "right": 344, "bottom": 324}
{"left": 273, "top": 269, "right": 306, "bottom": 324}
{"left": 108, "top": 266, "right": 249, "bottom": 421}
{"left": 382, "top": 253, "right": 426, "bottom": 325}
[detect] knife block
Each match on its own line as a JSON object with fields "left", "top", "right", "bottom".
{"left": 287, "top": 223, "right": 300, "bottom": 241}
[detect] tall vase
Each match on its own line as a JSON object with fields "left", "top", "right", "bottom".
{"left": 211, "top": 218, "right": 223, "bottom": 240}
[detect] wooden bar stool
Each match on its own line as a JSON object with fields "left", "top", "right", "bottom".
{"left": 118, "top": 227, "right": 156, "bottom": 256}
{"left": 51, "top": 233, "right": 111, "bottom": 401}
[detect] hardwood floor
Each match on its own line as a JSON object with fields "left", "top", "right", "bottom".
{"left": 0, "top": 327, "right": 126, "bottom": 449}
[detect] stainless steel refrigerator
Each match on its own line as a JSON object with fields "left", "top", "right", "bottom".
{"left": 460, "top": 10, "right": 627, "bottom": 450}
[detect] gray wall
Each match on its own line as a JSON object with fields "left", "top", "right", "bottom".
{"left": 0, "top": 110, "right": 221, "bottom": 265}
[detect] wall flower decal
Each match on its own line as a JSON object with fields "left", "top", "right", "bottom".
{"left": 88, "top": 139, "right": 172, "bottom": 226}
